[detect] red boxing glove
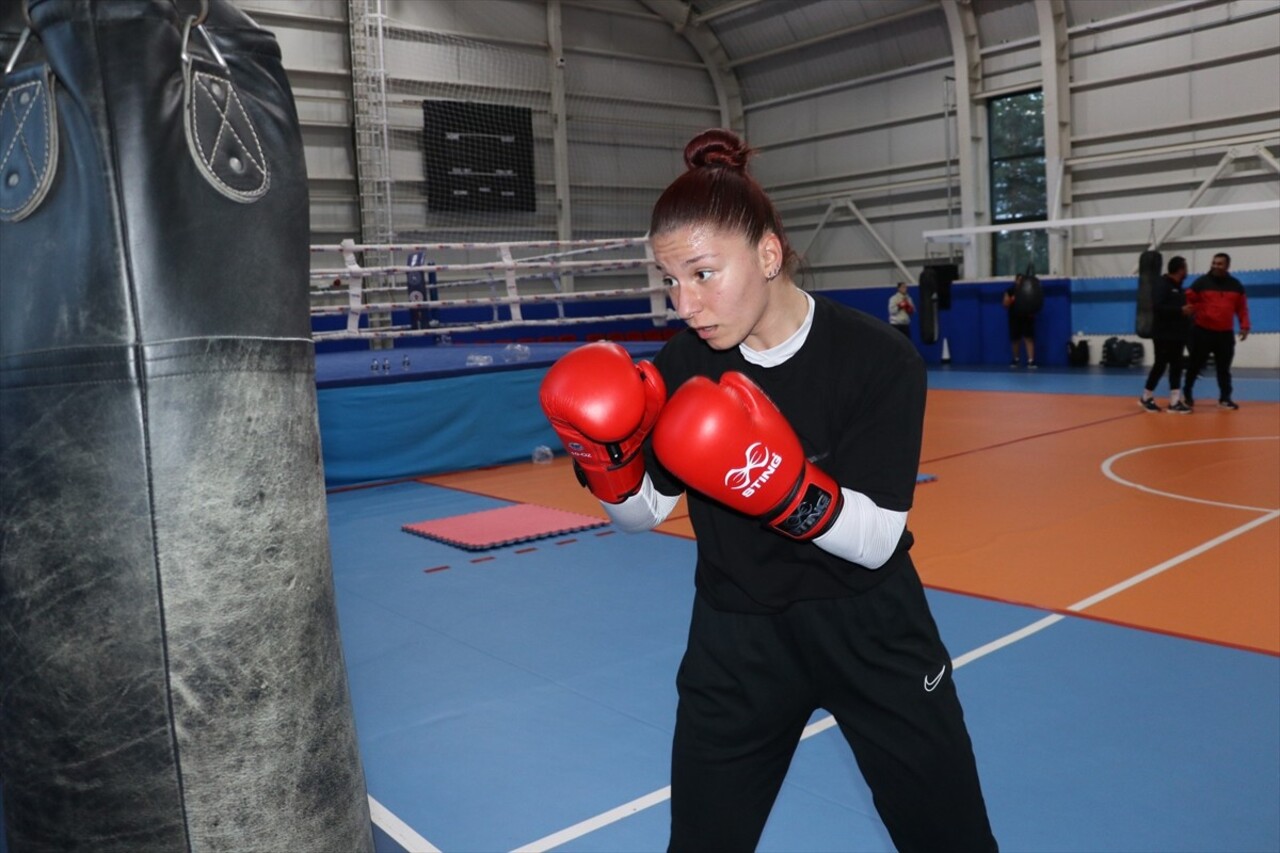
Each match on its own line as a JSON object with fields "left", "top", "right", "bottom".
{"left": 903, "top": 300, "right": 914, "bottom": 314}
{"left": 653, "top": 372, "right": 843, "bottom": 540}
{"left": 539, "top": 342, "right": 666, "bottom": 503}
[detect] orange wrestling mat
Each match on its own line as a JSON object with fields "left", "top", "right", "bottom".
{"left": 422, "top": 391, "right": 1280, "bottom": 654}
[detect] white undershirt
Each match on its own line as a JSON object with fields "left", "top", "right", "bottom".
{"left": 603, "top": 292, "right": 908, "bottom": 569}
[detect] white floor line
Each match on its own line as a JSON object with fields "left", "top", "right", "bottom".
{"left": 382, "top": 437, "right": 1280, "bottom": 853}
{"left": 510, "top": 786, "right": 674, "bottom": 853}
{"left": 369, "top": 795, "right": 442, "bottom": 853}
{"left": 503, "top": 512, "right": 1280, "bottom": 852}
{"left": 1100, "top": 436, "right": 1280, "bottom": 513}
{"left": 505, "top": 611, "right": 1075, "bottom": 853}
{"left": 1065, "top": 510, "right": 1279, "bottom": 612}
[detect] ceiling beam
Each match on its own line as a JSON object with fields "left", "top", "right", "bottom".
{"left": 636, "top": 0, "right": 744, "bottom": 130}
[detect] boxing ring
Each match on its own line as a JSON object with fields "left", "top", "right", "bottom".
{"left": 308, "top": 236, "right": 675, "bottom": 346}
{"left": 315, "top": 340, "right": 663, "bottom": 486}
{"left": 305, "top": 236, "right": 677, "bottom": 485}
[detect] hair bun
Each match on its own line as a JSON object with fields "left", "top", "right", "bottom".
{"left": 684, "top": 128, "right": 753, "bottom": 171}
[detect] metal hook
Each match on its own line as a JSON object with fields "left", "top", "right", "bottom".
{"left": 174, "top": 0, "right": 209, "bottom": 28}
{"left": 4, "top": 28, "right": 31, "bottom": 75}
{"left": 180, "top": 13, "right": 227, "bottom": 71}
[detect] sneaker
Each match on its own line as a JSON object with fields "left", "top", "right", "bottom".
{"left": 1219, "top": 399, "right": 1239, "bottom": 410}
{"left": 1168, "top": 401, "right": 1192, "bottom": 414}
{"left": 1184, "top": 392, "right": 1194, "bottom": 408}
{"left": 1027, "top": 361, "right": 1039, "bottom": 370}
{"left": 1010, "top": 359, "right": 1019, "bottom": 368}
{"left": 1138, "top": 397, "right": 1161, "bottom": 413}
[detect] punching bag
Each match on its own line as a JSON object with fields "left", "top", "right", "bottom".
{"left": 917, "top": 267, "right": 940, "bottom": 345}
{"left": 1013, "top": 265, "right": 1044, "bottom": 315}
{"left": 0, "top": 2, "right": 373, "bottom": 850}
{"left": 1135, "top": 250, "right": 1162, "bottom": 339}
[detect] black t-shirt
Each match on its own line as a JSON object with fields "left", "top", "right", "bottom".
{"left": 646, "top": 294, "right": 926, "bottom": 613}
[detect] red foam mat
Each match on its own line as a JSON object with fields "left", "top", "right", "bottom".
{"left": 402, "top": 503, "right": 608, "bottom": 551}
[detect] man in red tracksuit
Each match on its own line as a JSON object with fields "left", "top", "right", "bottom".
{"left": 1182, "top": 252, "right": 1250, "bottom": 410}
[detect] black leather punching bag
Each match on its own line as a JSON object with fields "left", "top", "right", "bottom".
{"left": 0, "top": 1, "right": 373, "bottom": 850}
{"left": 917, "top": 267, "right": 940, "bottom": 345}
{"left": 1135, "top": 249, "right": 1162, "bottom": 339}
{"left": 1013, "top": 266, "right": 1045, "bottom": 316}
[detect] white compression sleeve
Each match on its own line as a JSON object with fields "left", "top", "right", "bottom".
{"left": 813, "top": 488, "right": 908, "bottom": 569}
{"left": 600, "top": 472, "right": 681, "bottom": 533}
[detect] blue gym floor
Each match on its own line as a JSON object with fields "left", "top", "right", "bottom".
{"left": 335, "top": 481, "right": 1277, "bottom": 853}
{"left": 1, "top": 364, "right": 1276, "bottom": 853}
{"left": 335, "top": 364, "right": 1279, "bottom": 853}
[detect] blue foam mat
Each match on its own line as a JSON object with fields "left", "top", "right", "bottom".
{"left": 327, "top": 480, "right": 1280, "bottom": 853}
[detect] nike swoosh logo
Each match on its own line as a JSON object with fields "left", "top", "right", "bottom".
{"left": 923, "top": 664, "right": 947, "bottom": 693}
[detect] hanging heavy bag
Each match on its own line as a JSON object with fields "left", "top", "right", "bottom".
{"left": 917, "top": 266, "right": 940, "bottom": 344}
{"left": 1013, "top": 263, "right": 1045, "bottom": 315}
{"left": 0, "top": 1, "right": 372, "bottom": 850}
{"left": 1135, "top": 249, "right": 1161, "bottom": 339}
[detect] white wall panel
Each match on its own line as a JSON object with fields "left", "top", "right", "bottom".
{"left": 977, "top": 0, "right": 1039, "bottom": 44}
{"left": 271, "top": 26, "right": 348, "bottom": 71}
{"left": 981, "top": 44, "right": 1041, "bottom": 94}
{"left": 1188, "top": 55, "right": 1280, "bottom": 116}
{"left": 887, "top": 119, "right": 944, "bottom": 167}
{"left": 565, "top": 4, "right": 698, "bottom": 63}
{"left": 385, "top": 0, "right": 546, "bottom": 41}
{"left": 383, "top": 39, "right": 550, "bottom": 92}
{"left": 884, "top": 71, "right": 950, "bottom": 114}
{"left": 243, "top": 0, "right": 348, "bottom": 18}
{"left": 807, "top": 85, "right": 892, "bottom": 134}
{"left": 1072, "top": 77, "right": 1193, "bottom": 137}
{"left": 564, "top": 55, "right": 713, "bottom": 105}
{"left": 301, "top": 127, "right": 356, "bottom": 180}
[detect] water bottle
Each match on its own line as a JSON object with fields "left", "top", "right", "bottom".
{"left": 502, "top": 343, "right": 531, "bottom": 363}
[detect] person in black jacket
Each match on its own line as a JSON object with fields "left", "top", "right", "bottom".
{"left": 1140, "top": 256, "right": 1191, "bottom": 413}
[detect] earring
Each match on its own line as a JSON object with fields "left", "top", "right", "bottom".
{"left": 766, "top": 267, "right": 780, "bottom": 280}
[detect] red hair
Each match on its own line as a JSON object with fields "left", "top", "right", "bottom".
{"left": 649, "top": 129, "right": 796, "bottom": 273}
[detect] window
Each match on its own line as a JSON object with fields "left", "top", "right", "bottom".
{"left": 988, "top": 91, "right": 1047, "bottom": 276}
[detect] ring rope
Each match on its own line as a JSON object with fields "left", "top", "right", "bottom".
{"left": 312, "top": 310, "right": 677, "bottom": 341}
{"left": 310, "top": 286, "right": 667, "bottom": 317}
{"left": 309, "top": 257, "right": 653, "bottom": 279}
{"left": 309, "top": 237, "right": 647, "bottom": 254}
{"left": 309, "top": 236, "right": 668, "bottom": 340}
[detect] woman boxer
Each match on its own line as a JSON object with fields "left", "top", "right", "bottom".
{"left": 540, "top": 128, "right": 996, "bottom": 852}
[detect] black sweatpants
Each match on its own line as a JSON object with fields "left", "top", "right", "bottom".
{"left": 1144, "top": 338, "right": 1186, "bottom": 393}
{"left": 1184, "top": 326, "right": 1236, "bottom": 403}
{"left": 668, "top": 564, "right": 997, "bottom": 853}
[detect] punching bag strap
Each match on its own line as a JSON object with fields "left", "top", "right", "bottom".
{"left": 181, "top": 2, "right": 271, "bottom": 203}
{"left": 1, "top": 18, "right": 58, "bottom": 223}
